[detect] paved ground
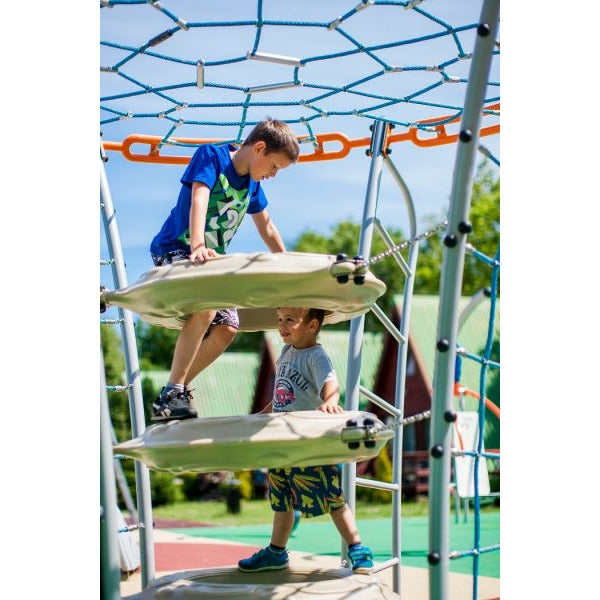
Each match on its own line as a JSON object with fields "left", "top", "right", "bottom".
{"left": 119, "top": 526, "right": 500, "bottom": 600}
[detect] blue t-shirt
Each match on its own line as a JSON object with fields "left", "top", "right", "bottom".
{"left": 150, "top": 143, "right": 268, "bottom": 255}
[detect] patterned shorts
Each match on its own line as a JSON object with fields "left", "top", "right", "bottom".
{"left": 268, "top": 465, "right": 346, "bottom": 518}
{"left": 151, "top": 250, "right": 240, "bottom": 334}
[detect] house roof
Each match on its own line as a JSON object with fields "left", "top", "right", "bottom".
{"left": 141, "top": 351, "right": 260, "bottom": 417}
{"left": 265, "top": 329, "right": 384, "bottom": 409}
{"left": 393, "top": 294, "right": 499, "bottom": 410}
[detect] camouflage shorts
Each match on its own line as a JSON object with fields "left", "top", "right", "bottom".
{"left": 151, "top": 250, "right": 239, "bottom": 334}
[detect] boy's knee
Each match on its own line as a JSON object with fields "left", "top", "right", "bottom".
{"left": 216, "top": 325, "right": 237, "bottom": 346}
{"left": 190, "top": 309, "right": 217, "bottom": 324}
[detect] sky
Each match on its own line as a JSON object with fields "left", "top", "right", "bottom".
{"left": 2, "top": 2, "right": 599, "bottom": 598}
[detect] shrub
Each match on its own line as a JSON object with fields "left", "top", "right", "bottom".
{"left": 356, "top": 447, "right": 393, "bottom": 504}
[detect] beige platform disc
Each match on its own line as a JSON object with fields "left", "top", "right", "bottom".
{"left": 101, "top": 251, "right": 386, "bottom": 331}
{"left": 113, "top": 411, "right": 393, "bottom": 474}
{"left": 124, "top": 566, "right": 400, "bottom": 599}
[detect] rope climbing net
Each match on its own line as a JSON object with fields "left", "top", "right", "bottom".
{"left": 100, "top": 0, "right": 499, "bottom": 163}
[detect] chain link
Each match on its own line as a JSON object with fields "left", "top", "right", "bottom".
{"left": 367, "top": 220, "right": 448, "bottom": 266}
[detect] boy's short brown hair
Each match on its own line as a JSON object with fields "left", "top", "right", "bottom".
{"left": 304, "top": 308, "right": 325, "bottom": 330}
{"left": 243, "top": 118, "right": 300, "bottom": 162}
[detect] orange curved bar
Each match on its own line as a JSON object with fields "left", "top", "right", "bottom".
{"left": 102, "top": 103, "right": 499, "bottom": 164}
{"left": 453, "top": 382, "right": 500, "bottom": 419}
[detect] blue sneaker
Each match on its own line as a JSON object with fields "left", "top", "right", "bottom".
{"left": 238, "top": 546, "right": 289, "bottom": 572}
{"left": 348, "top": 544, "right": 374, "bottom": 574}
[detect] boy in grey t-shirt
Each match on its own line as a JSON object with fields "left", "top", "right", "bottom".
{"left": 238, "top": 307, "right": 373, "bottom": 574}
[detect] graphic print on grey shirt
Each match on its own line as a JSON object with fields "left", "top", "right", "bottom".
{"left": 273, "top": 344, "right": 338, "bottom": 412}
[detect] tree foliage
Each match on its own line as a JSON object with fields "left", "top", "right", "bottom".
{"left": 415, "top": 161, "right": 500, "bottom": 296}
{"left": 293, "top": 161, "right": 499, "bottom": 308}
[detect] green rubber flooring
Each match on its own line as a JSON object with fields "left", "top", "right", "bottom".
{"left": 171, "top": 512, "right": 499, "bottom": 579}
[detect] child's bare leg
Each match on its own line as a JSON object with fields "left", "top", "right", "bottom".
{"left": 184, "top": 325, "right": 237, "bottom": 385}
{"left": 329, "top": 505, "right": 361, "bottom": 546}
{"left": 169, "top": 310, "right": 216, "bottom": 384}
{"left": 270, "top": 511, "right": 296, "bottom": 548}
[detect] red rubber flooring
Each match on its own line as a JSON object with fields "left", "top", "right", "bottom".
{"left": 155, "top": 542, "right": 261, "bottom": 571}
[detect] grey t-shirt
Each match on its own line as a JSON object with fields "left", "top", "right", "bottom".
{"left": 273, "top": 344, "right": 338, "bottom": 412}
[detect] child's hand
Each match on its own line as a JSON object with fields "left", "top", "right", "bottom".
{"left": 189, "top": 245, "right": 217, "bottom": 264}
{"left": 317, "top": 401, "right": 343, "bottom": 414}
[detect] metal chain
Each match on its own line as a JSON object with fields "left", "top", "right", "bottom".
{"left": 401, "top": 409, "right": 431, "bottom": 426}
{"left": 367, "top": 220, "right": 448, "bottom": 266}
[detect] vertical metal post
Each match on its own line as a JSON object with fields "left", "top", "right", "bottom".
{"left": 343, "top": 119, "right": 387, "bottom": 560}
{"left": 111, "top": 423, "right": 138, "bottom": 521}
{"left": 100, "top": 155, "right": 156, "bottom": 586}
{"left": 428, "top": 2, "right": 499, "bottom": 599}
{"left": 100, "top": 351, "right": 122, "bottom": 600}
{"left": 384, "top": 156, "right": 418, "bottom": 594}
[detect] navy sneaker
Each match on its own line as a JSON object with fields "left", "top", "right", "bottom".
{"left": 238, "top": 546, "right": 289, "bottom": 572}
{"left": 348, "top": 544, "right": 374, "bottom": 574}
{"left": 152, "top": 387, "right": 198, "bottom": 421}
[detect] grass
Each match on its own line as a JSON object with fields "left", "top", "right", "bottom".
{"left": 152, "top": 497, "right": 498, "bottom": 527}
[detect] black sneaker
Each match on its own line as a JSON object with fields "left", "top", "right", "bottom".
{"left": 152, "top": 387, "right": 198, "bottom": 422}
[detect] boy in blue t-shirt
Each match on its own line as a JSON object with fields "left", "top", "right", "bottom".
{"left": 150, "top": 119, "right": 299, "bottom": 421}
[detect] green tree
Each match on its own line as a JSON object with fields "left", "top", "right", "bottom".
{"left": 415, "top": 161, "right": 500, "bottom": 296}
{"left": 135, "top": 321, "right": 179, "bottom": 370}
{"left": 293, "top": 221, "right": 407, "bottom": 331}
{"left": 101, "top": 325, "right": 130, "bottom": 442}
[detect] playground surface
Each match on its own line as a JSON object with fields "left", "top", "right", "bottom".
{"left": 120, "top": 515, "right": 500, "bottom": 599}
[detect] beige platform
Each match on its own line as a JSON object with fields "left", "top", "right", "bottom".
{"left": 114, "top": 411, "right": 393, "bottom": 474}
{"left": 120, "top": 530, "right": 501, "bottom": 600}
{"left": 101, "top": 251, "right": 386, "bottom": 331}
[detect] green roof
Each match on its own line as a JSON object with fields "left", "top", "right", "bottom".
{"left": 394, "top": 294, "right": 500, "bottom": 411}
{"left": 141, "top": 351, "right": 260, "bottom": 418}
{"left": 265, "top": 330, "right": 384, "bottom": 409}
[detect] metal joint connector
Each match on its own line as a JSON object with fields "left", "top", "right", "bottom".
{"left": 356, "top": 0, "right": 375, "bottom": 12}
{"left": 328, "top": 16, "right": 342, "bottom": 30}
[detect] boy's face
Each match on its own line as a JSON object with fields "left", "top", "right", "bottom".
{"left": 276, "top": 307, "right": 318, "bottom": 349}
{"left": 249, "top": 142, "right": 294, "bottom": 182}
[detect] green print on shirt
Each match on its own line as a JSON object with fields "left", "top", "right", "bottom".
{"left": 178, "top": 173, "right": 250, "bottom": 254}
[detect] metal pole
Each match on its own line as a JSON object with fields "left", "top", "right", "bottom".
{"left": 384, "top": 155, "right": 418, "bottom": 595}
{"left": 342, "top": 119, "right": 387, "bottom": 562}
{"left": 100, "top": 350, "right": 122, "bottom": 600}
{"left": 100, "top": 155, "right": 156, "bottom": 586}
{"left": 428, "top": 2, "right": 499, "bottom": 599}
{"left": 111, "top": 422, "right": 138, "bottom": 521}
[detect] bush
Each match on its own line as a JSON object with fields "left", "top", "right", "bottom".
{"left": 150, "top": 471, "right": 185, "bottom": 506}
{"left": 120, "top": 462, "right": 184, "bottom": 508}
{"left": 356, "top": 447, "right": 393, "bottom": 504}
{"left": 234, "top": 470, "right": 253, "bottom": 500}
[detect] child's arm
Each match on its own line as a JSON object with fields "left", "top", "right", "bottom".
{"left": 255, "top": 401, "right": 273, "bottom": 415}
{"left": 189, "top": 182, "right": 218, "bottom": 263}
{"left": 251, "top": 209, "right": 286, "bottom": 252}
{"left": 318, "top": 380, "right": 343, "bottom": 414}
